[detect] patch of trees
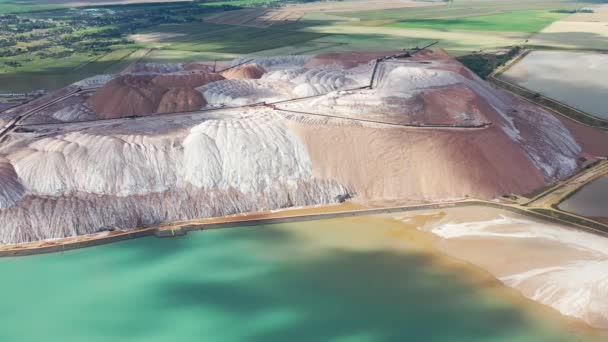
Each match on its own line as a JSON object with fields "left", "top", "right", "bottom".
{"left": 4, "top": 61, "right": 22, "bottom": 67}
{"left": 0, "top": 38, "right": 16, "bottom": 48}
{"left": 37, "top": 50, "right": 73, "bottom": 59}
{"left": 552, "top": 8, "right": 594, "bottom": 13}
{"left": 457, "top": 46, "right": 521, "bottom": 79}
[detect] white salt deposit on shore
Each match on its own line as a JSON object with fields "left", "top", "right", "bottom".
{"left": 396, "top": 207, "right": 608, "bottom": 329}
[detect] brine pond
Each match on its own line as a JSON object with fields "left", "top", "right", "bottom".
{"left": 559, "top": 175, "right": 608, "bottom": 219}
{"left": 499, "top": 50, "right": 608, "bottom": 119}
{"left": 0, "top": 215, "right": 603, "bottom": 342}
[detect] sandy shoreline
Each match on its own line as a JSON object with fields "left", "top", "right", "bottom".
{"left": 389, "top": 206, "right": 608, "bottom": 331}
{"left": 275, "top": 211, "right": 605, "bottom": 336}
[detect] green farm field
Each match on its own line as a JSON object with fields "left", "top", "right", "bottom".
{"left": 273, "top": 0, "right": 604, "bottom": 56}
{"left": 199, "top": 0, "right": 285, "bottom": 6}
{"left": 137, "top": 20, "right": 439, "bottom": 63}
{"left": 0, "top": 47, "right": 148, "bottom": 92}
{"left": 140, "top": 22, "right": 327, "bottom": 54}
{"left": 0, "top": 0, "right": 60, "bottom": 14}
{"left": 387, "top": 10, "right": 567, "bottom": 33}
{"left": 337, "top": 0, "right": 593, "bottom": 22}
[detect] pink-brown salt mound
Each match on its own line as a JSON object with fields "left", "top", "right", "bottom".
{"left": 419, "top": 85, "right": 490, "bottom": 124}
{"left": 410, "top": 49, "right": 452, "bottom": 61}
{"left": 184, "top": 62, "right": 216, "bottom": 72}
{"left": 306, "top": 51, "right": 402, "bottom": 68}
{"left": 156, "top": 87, "right": 206, "bottom": 114}
{"left": 151, "top": 72, "right": 224, "bottom": 88}
{"left": 221, "top": 64, "right": 266, "bottom": 79}
{"left": 88, "top": 74, "right": 213, "bottom": 118}
{"left": 88, "top": 75, "right": 167, "bottom": 119}
{"left": 288, "top": 122, "right": 547, "bottom": 200}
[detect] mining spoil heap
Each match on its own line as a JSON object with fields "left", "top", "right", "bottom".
{"left": 88, "top": 72, "right": 223, "bottom": 118}
{"left": 0, "top": 49, "right": 596, "bottom": 244}
{"left": 221, "top": 63, "right": 266, "bottom": 80}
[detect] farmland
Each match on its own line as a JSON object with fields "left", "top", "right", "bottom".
{"left": 529, "top": 4, "right": 608, "bottom": 50}
{"left": 0, "top": 0, "right": 60, "bottom": 14}
{"left": 199, "top": 0, "right": 285, "bottom": 6}
{"left": 387, "top": 10, "right": 567, "bottom": 33}
{"left": 282, "top": 0, "right": 605, "bottom": 54}
{"left": 139, "top": 22, "right": 327, "bottom": 54}
{"left": 0, "top": 48, "right": 147, "bottom": 92}
{"left": 336, "top": 0, "right": 593, "bottom": 21}
{"left": 1, "top": 0, "right": 607, "bottom": 93}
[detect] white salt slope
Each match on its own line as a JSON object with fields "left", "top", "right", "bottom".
{"left": 456, "top": 66, "right": 581, "bottom": 181}
{"left": 201, "top": 64, "right": 371, "bottom": 106}
{"left": 127, "top": 63, "right": 184, "bottom": 74}
{"left": 286, "top": 66, "right": 370, "bottom": 97}
{"left": 199, "top": 79, "right": 290, "bottom": 106}
{"left": 183, "top": 111, "right": 316, "bottom": 192}
{"left": 377, "top": 64, "right": 461, "bottom": 94}
{"left": 430, "top": 216, "right": 608, "bottom": 328}
{"left": 50, "top": 103, "right": 95, "bottom": 122}
{"left": 0, "top": 157, "right": 24, "bottom": 209}
{"left": 6, "top": 111, "right": 327, "bottom": 196}
{"left": 72, "top": 74, "right": 115, "bottom": 89}
{"left": 230, "top": 55, "right": 311, "bottom": 70}
{"left": 7, "top": 132, "right": 181, "bottom": 196}
{"left": 502, "top": 260, "right": 608, "bottom": 329}
{"left": 0, "top": 109, "right": 348, "bottom": 244}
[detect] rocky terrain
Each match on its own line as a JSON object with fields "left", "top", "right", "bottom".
{"left": 0, "top": 49, "right": 595, "bottom": 244}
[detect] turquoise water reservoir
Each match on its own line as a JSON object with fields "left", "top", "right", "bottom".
{"left": 0, "top": 217, "right": 601, "bottom": 341}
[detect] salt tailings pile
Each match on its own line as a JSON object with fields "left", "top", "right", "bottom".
{"left": 0, "top": 109, "right": 348, "bottom": 244}
{"left": 88, "top": 72, "right": 224, "bottom": 118}
{"left": 0, "top": 50, "right": 593, "bottom": 244}
{"left": 221, "top": 63, "right": 266, "bottom": 80}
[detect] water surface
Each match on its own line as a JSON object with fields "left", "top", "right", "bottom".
{"left": 0, "top": 216, "right": 601, "bottom": 341}
{"left": 500, "top": 50, "right": 608, "bottom": 119}
{"left": 559, "top": 176, "right": 608, "bottom": 218}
